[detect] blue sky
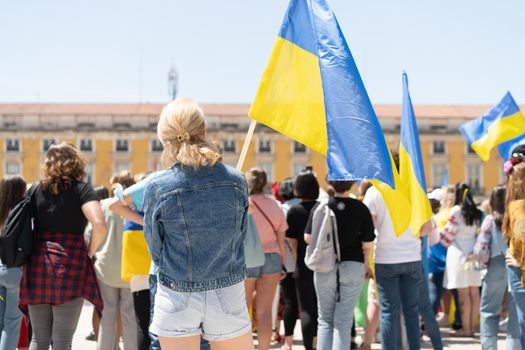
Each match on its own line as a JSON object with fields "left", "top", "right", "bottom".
{"left": 1, "top": 0, "right": 524, "bottom": 105}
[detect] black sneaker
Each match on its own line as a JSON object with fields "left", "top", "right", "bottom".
{"left": 452, "top": 323, "right": 462, "bottom": 331}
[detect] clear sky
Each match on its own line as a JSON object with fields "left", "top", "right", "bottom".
{"left": 1, "top": 0, "right": 524, "bottom": 105}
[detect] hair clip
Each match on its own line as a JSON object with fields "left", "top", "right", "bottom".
{"left": 462, "top": 188, "right": 469, "bottom": 204}
{"left": 504, "top": 152, "right": 525, "bottom": 177}
{"left": 177, "top": 133, "right": 190, "bottom": 143}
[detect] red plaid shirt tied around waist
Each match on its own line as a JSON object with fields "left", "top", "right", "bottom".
{"left": 19, "top": 232, "right": 103, "bottom": 315}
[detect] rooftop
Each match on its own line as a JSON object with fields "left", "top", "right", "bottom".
{"left": 0, "top": 103, "right": 520, "bottom": 119}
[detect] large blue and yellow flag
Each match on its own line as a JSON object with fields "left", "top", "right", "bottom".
{"left": 399, "top": 73, "right": 432, "bottom": 235}
{"left": 249, "top": 0, "right": 394, "bottom": 187}
{"left": 460, "top": 92, "right": 525, "bottom": 161}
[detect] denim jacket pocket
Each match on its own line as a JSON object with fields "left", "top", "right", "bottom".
{"left": 215, "top": 284, "right": 246, "bottom": 316}
{"left": 157, "top": 289, "right": 191, "bottom": 313}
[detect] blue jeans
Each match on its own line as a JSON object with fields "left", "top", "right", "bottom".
{"left": 481, "top": 255, "right": 521, "bottom": 350}
{"left": 148, "top": 274, "right": 210, "bottom": 350}
{"left": 428, "top": 271, "right": 444, "bottom": 315}
{"left": 0, "top": 266, "right": 22, "bottom": 350}
{"left": 428, "top": 271, "right": 462, "bottom": 326}
{"left": 508, "top": 266, "right": 525, "bottom": 349}
{"left": 418, "top": 267, "right": 443, "bottom": 350}
{"left": 314, "top": 261, "right": 364, "bottom": 350}
{"left": 375, "top": 261, "right": 421, "bottom": 350}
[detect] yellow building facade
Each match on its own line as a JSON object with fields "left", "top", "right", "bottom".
{"left": 0, "top": 103, "right": 512, "bottom": 196}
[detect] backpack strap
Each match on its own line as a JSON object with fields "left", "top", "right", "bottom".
{"left": 326, "top": 206, "right": 342, "bottom": 302}
{"left": 25, "top": 182, "right": 40, "bottom": 199}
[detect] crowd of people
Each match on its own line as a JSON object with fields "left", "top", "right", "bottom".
{"left": 1, "top": 98, "right": 525, "bottom": 350}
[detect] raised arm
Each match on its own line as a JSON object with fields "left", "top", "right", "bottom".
{"left": 107, "top": 196, "right": 144, "bottom": 225}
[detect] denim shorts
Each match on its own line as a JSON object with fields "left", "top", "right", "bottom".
{"left": 150, "top": 281, "right": 251, "bottom": 341}
{"left": 246, "top": 253, "right": 283, "bottom": 278}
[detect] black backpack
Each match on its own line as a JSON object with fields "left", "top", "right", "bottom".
{"left": 0, "top": 183, "right": 39, "bottom": 267}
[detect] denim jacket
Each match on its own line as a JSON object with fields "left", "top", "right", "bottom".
{"left": 143, "top": 163, "right": 248, "bottom": 292}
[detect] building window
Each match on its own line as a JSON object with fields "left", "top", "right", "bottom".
{"left": 293, "top": 141, "right": 306, "bottom": 153}
{"left": 258, "top": 140, "right": 272, "bottom": 153}
{"left": 466, "top": 163, "right": 483, "bottom": 193}
{"left": 5, "top": 162, "right": 20, "bottom": 175}
{"left": 431, "top": 164, "right": 448, "bottom": 188}
{"left": 151, "top": 140, "right": 163, "bottom": 152}
{"left": 80, "top": 139, "right": 93, "bottom": 152}
{"left": 114, "top": 162, "right": 130, "bottom": 173}
{"left": 223, "top": 140, "right": 236, "bottom": 153}
{"left": 6, "top": 139, "right": 20, "bottom": 152}
{"left": 293, "top": 163, "right": 305, "bottom": 176}
{"left": 85, "top": 163, "right": 94, "bottom": 184}
{"left": 467, "top": 145, "right": 476, "bottom": 154}
{"left": 115, "top": 139, "right": 129, "bottom": 152}
{"left": 432, "top": 141, "right": 446, "bottom": 154}
{"left": 43, "top": 139, "right": 56, "bottom": 152}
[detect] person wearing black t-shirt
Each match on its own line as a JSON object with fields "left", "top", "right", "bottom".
{"left": 285, "top": 172, "right": 320, "bottom": 350}
{"left": 305, "top": 181, "right": 375, "bottom": 350}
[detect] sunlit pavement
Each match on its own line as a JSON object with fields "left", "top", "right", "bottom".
{"left": 73, "top": 302, "right": 506, "bottom": 349}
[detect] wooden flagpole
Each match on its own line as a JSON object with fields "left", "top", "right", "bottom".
{"left": 236, "top": 119, "right": 258, "bottom": 170}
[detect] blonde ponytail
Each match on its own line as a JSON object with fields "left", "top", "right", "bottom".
{"left": 157, "top": 98, "right": 221, "bottom": 169}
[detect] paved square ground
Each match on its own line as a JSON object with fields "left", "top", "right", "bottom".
{"left": 73, "top": 302, "right": 507, "bottom": 349}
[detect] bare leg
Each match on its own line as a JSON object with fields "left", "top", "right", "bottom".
{"left": 245, "top": 278, "right": 257, "bottom": 310}
{"left": 159, "top": 335, "right": 201, "bottom": 350}
{"left": 469, "top": 286, "right": 480, "bottom": 333}
{"left": 210, "top": 331, "right": 255, "bottom": 350}
{"left": 255, "top": 274, "right": 281, "bottom": 350}
{"left": 362, "top": 302, "right": 380, "bottom": 346}
{"left": 457, "top": 288, "right": 472, "bottom": 334}
{"left": 442, "top": 289, "right": 452, "bottom": 316}
{"left": 92, "top": 309, "right": 100, "bottom": 339}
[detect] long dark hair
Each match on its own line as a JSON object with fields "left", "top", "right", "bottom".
{"left": 489, "top": 185, "right": 506, "bottom": 230}
{"left": 454, "top": 182, "right": 482, "bottom": 226}
{"left": 0, "top": 176, "right": 27, "bottom": 228}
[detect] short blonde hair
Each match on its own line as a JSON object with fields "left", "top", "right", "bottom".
{"left": 157, "top": 98, "right": 220, "bottom": 169}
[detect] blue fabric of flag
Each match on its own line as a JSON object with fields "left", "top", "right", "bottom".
{"left": 400, "top": 72, "right": 427, "bottom": 190}
{"left": 308, "top": 0, "right": 393, "bottom": 185}
{"left": 278, "top": 0, "right": 317, "bottom": 54}
{"left": 498, "top": 133, "right": 525, "bottom": 160}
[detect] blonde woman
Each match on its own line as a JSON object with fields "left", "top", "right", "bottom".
{"left": 143, "top": 98, "right": 254, "bottom": 350}
{"left": 19, "top": 143, "right": 106, "bottom": 350}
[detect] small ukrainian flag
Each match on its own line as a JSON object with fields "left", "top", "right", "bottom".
{"left": 460, "top": 92, "right": 525, "bottom": 161}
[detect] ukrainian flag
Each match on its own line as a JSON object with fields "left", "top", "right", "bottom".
{"left": 460, "top": 92, "right": 525, "bottom": 161}
{"left": 399, "top": 72, "right": 432, "bottom": 236}
{"left": 499, "top": 133, "right": 525, "bottom": 160}
{"left": 121, "top": 219, "right": 151, "bottom": 282}
{"left": 249, "top": 0, "right": 394, "bottom": 187}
